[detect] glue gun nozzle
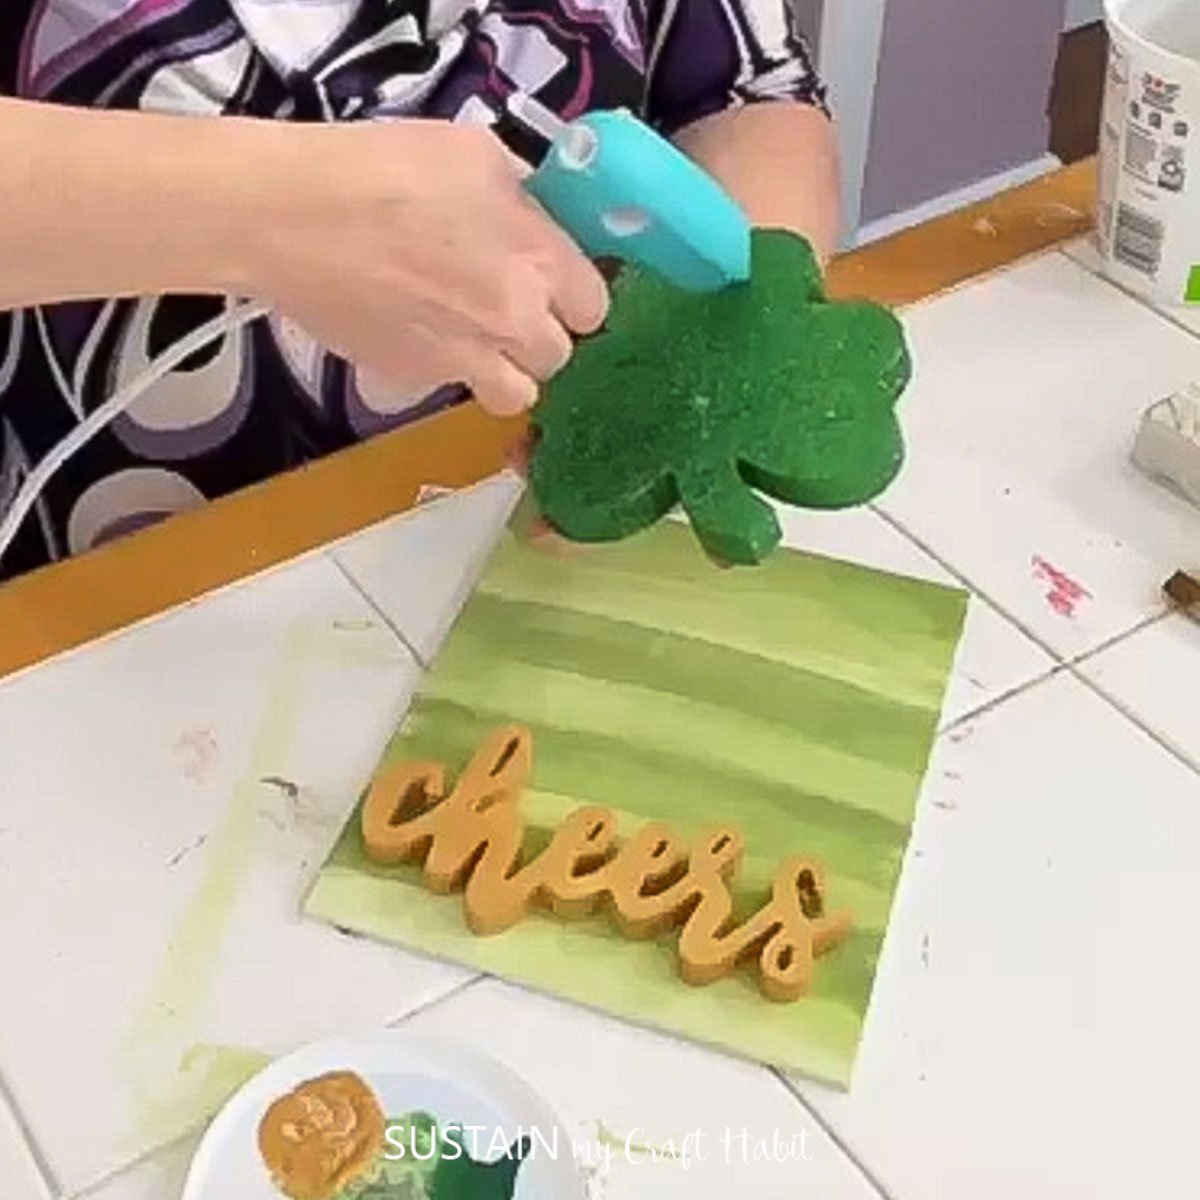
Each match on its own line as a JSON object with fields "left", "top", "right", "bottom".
{"left": 508, "top": 92, "right": 596, "bottom": 169}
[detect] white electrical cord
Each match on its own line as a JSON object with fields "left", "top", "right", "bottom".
{"left": 0, "top": 298, "right": 269, "bottom": 564}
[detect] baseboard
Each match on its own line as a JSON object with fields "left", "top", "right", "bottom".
{"left": 851, "top": 153, "right": 1063, "bottom": 248}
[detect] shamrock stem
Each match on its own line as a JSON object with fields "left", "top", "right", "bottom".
{"left": 676, "top": 460, "right": 782, "bottom": 566}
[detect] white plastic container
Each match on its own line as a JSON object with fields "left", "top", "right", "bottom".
{"left": 1098, "top": 0, "right": 1200, "bottom": 305}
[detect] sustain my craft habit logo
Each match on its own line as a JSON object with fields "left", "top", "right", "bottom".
{"left": 255, "top": 1069, "right": 819, "bottom": 1198}
{"left": 383, "top": 1121, "right": 817, "bottom": 1177}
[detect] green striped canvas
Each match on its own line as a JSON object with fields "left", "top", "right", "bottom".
{"left": 306, "top": 518, "right": 967, "bottom": 1086}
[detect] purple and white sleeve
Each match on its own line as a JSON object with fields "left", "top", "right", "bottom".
{"left": 644, "top": 0, "right": 829, "bottom": 135}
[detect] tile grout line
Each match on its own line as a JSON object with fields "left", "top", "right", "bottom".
{"left": 940, "top": 613, "right": 1172, "bottom": 734}
{"left": 384, "top": 974, "right": 490, "bottom": 1029}
{"left": 0, "top": 1066, "right": 60, "bottom": 1198}
{"left": 869, "top": 504, "right": 1177, "bottom": 678}
{"left": 68, "top": 1133, "right": 198, "bottom": 1200}
{"left": 1056, "top": 611, "right": 1200, "bottom": 773}
{"left": 1061, "top": 610, "right": 1171, "bottom": 668}
{"left": 325, "top": 551, "right": 432, "bottom": 671}
{"left": 867, "top": 504, "right": 1075, "bottom": 663}
{"left": 1068, "top": 662, "right": 1200, "bottom": 779}
{"left": 770, "top": 1070, "right": 899, "bottom": 1200}
{"left": 938, "top": 661, "right": 1073, "bottom": 735}
{"left": 866, "top": 508, "right": 1200, "bottom": 772}
{"left": 916, "top": 582, "right": 1200, "bottom": 775}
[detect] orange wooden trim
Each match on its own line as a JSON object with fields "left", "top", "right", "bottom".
{"left": 0, "top": 159, "right": 1098, "bottom": 679}
{"left": 0, "top": 403, "right": 520, "bottom": 678}
{"left": 827, "top": 159, "right": 1097, "bottom": 307}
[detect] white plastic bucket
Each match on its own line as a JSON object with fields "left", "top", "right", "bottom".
{"left": 1098, "top": 0, "right": 1200, "bottom": 305}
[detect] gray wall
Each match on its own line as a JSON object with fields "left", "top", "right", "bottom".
{"left": 861, "top": 0, "right": 1067, "bottom": 222}
{"left": 1065, "top": 0, "right": 1105, "bottom": 29}
{"left": 789, "top": 0, "right": 822, "bottom": 43}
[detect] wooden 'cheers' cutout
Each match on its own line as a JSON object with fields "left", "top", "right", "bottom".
{"left": 361, "top": 726, "right": 852, "bottom": 1003}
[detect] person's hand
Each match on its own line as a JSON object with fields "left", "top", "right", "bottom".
{"left": 241, "top": 119, "right": 610, "bottom": 415}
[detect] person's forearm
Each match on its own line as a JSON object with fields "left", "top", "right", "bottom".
{"left": 674, "top": 103, "right": 840, "bottom": 263}
{"left": 0, "top": 97, "right": 281, "bottom": 309}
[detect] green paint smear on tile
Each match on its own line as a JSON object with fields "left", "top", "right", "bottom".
{"left": 120, "top": 623, "right": 314, "bottom": 1151}
{"left": 130, "top": 1044, "right": 273, "bottom": 1150}
{"left": 306, "top": 522, "right": 967, "bottom": 1087}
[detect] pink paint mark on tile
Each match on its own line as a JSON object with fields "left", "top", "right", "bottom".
{"left": 175, "top": 727, "right": 219, "bottom": 785}
{"left": 1031, "top": 557, "right": 1091, "bottom": 618}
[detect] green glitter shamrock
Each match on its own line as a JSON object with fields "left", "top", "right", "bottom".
{"left": 529, "top": 228, "right": 912, "bottom": 565}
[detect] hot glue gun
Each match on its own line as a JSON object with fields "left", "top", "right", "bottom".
{"left": 509, "top": 93, "right": 751, "bottom": 294}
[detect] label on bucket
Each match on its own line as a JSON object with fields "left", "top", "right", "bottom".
{"left": 1099, "top": 2, "right": 1200, "bottom": 306}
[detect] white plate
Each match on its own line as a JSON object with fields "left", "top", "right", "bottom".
{"left": 181, "top": 1032, "right": 586, "bottom": 1199}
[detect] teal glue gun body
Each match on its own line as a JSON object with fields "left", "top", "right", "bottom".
{"left": 520, "top": 106, "right": 752, "bottom": 294}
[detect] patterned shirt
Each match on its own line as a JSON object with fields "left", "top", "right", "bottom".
{"left": 0, "top": 0, "right": 825, "bottom": 577}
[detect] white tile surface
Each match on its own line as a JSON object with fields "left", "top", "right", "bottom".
{"left": 1079, "top": 612, "right": 1200, "bottom": 768}
{"left": 0, "top": 557, "right": 470, "bottom": 1195}
{"left": 1061, "top": 235, "right": 1200, "bottom": 336}
{"left": 398, "top": 980, "right": 884, "bottom": 1199}
{"left": 879, "top": 251, "right": 1200, "bottom": 658}
{"left": 329, "top": 472, "right": 523, "bottom": 663}
{"left": 0, "top": 1086, "right": 49, "bottom": 1200}
{"left": 791, "top": 671, "right": 1200, "bottom": 1199}
{"left": 78, "top": 1136, "right": 200, "bottom": 1200}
